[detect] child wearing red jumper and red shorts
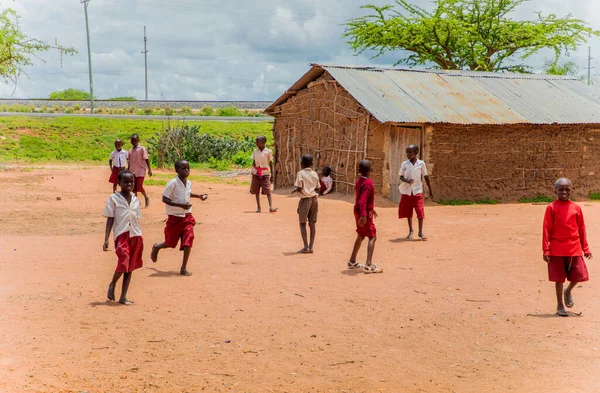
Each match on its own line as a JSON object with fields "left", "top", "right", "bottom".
{"left": 151, "top": 160, "right": 207, "bottom": 276}
{"left": 102, "top": 170, "right": 143, "bottom": 305}
{"left": 543, "top": 178, "right": 592, "bottom": 317}
{"left": 348, "top": 160, "right": 382, "bottom": 274}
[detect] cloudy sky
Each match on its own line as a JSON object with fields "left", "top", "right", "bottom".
{"left": 3, "top": 0, "right": 600, "bottom": 101}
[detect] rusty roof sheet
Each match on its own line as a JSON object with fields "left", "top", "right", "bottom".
{"left": 265, "top": 64, "right": 600, "bottom": 125}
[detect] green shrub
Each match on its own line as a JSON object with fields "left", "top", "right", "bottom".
{"left": 49, "top": 88, "right": 91, "bottom": 100}
{"left": 207, "top": 158, "right": 233, "bottom": 171}
{"left": 475, "top": 198, "right": 499, "bottom": 205}
{"left": 54, "top": 105, "right": 61, "bottom": 112}
{"left": 165, "top": 107, "right": 174, "bottom": 116}
{"left": 179, "top": 106, "right": 193, "bottom": 116}
{"left": 436, "top": 199, "right": 477, "bottom": 206}
{"left": 519, "top": 195, "right": 554, "bottom": 203}
{"left": 199, "top": 106, "right": 214, "bottom": 116}
{"left": 589, "top": 192, "right": 600, "bottom": 200}
{"left": 73, "top": 104, "right": 81, "bottom": 111}
{"left": 231, "top": 150, "right": 253, "bottom": 167}
{"left": 0, "top": 105, "right": 7, "bottom": 112}
{"left": 143, "top": 108, "right": 154, "bottom": 115}
{"left": 108, "top": 96, "right": 136, "bottom": 101}
{"left": 65, "top": 107, "right": 74, "bottom": 114}
{"left": 217, "top": 106, "right": 242, "bottom": 117}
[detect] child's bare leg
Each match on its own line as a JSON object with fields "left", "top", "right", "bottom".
{"left": 564, "top": 281, "right": 577, "bottom": 308}
{"left": 555, "top": 282, "right": 567, "bottom": 316}
{"left": 180, "top": 247, "right": 192, "bottom": 276}
{"left": 418, "top": 218, "right": 427, "bottom": 240}
{"left": 150, "top": 242, "right": 167, "bottom": 262}
{"left": 119, "top": 272, "right": 133, "bottom": 305}
{"left": 308, "top": 222, "right": 316, "bottom": 252}
{"left": 107, "top": 271, "right": 123, "bottom": 301}
{"left": 365, "top": 237, "right": 377, "bottom": 266}
{"left": 298, "top": 223, "right": 310, "bottom": 253}
{"left": 267, "top": 194, "right": 277, "bottom": 212}
{"left": 141, "top": 190, "right": 150, "bottom": 207}
{"left": 255, "top": 194, "right": 261, "bottom": 213}
{"left": 112, "top": 183, "right": 117, "bottom": 193}
{"left": 407, "top": 218, "right": 414, "bottom": 239}
{"left": 349, "top": 235, "right": 365, "bottom": 263}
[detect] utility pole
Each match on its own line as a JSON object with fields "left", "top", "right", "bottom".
{"left": 81, "top": 0, "right": 94, "bottom": 113}
{"left": 587, "top": 46, "right": 594, "bottom": 86}
{"left": 142, "top": 26, "right": 148, "bottom": 101}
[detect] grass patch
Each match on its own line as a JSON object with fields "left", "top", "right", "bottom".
{"left": 145, "top": 173, "right": 249, "bottom": 187}
{"left": 518, "top": 195, "right": 554, "bottom": 203}
{"left": 0, "top": 116, "right": 271, "bottom": 164}
{"left": 475, "top": 198, "right": 499, "bottom": 205}
{"left": 589, "top": 192, "right": 600, "bottom": 200}
{"left": 437, "top": 199, "right": 477, "bottom": 206}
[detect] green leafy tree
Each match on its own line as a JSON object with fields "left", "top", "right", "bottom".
{"left": 49, "top": 89, "right": 91, "bottom": 100}
{"left": 345, "top": 0, "right": 598, "bottom": 72}
{"left": 543, "top": 60, "right": 578, "bottom": 76}
{"left": 0, "top": 9, "right": 76, "bottom": 85}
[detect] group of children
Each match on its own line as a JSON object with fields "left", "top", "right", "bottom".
{"left": 102, "top": 135, "right": 592, "bottom": 317}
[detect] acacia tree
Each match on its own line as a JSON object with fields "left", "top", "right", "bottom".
{"left": 344, "top": 0, "right": 598, "bottom": 72}
{"left": 0, "top": 9, "right": 76, "bottom": 85}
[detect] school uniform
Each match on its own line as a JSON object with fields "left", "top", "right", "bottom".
{"left": 543, "top": 200, "right": 590, "bottom": 283}
{"left": 129, "top": 145, "right": 149, "bottom": 193}
{"left": 398, "top": 159, "right": 428, "bottom": 219}
{"left": 250, "top": 147, "right": 273, "bottom": 195}
{"left": 162, "top": 177, "right": 196, "bottom": 250}
{"left": 108, "top": 149, "right": 129, "bottom": 184}
{"left": 102, "top": 192, "right": 144, "bottom": 273}
{"left": 320, "top": 175, "right": 333, "bottom": 195}
{"left": 354, "top": 176, "right": 376, "bottom": 238}
{"left": 295, "top": 168, "right": 320, "bottom": 224}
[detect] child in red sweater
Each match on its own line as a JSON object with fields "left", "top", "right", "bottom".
{"left": 348, "top": 160, "right": 383, "bottom": 274}
{"left": 542, "top": 178, "right": 592, "bottom": 317}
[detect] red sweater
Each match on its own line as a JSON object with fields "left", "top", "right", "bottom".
{"left": 542, "top": 200, "right": 590, "bottom": 256}
{"left": 354, "top": 177, "right": 374, "bottom": 217}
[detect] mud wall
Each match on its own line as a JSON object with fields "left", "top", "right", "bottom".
{"left": 428, "top": 124, "right": 600, "bottom": 201}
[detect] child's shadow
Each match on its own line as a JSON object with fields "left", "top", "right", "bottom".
{"left": 341, "top": 269, "right": 363, "bottom": 276}
{"left": 527, "top": 312, "right": 583, "bottom": 318}
{"left": 146, "top": 267, "right": 182, "bottom": 278}
{"left": 389, "top": 238, "right": 412, "bottom": 244}
{"left": 89, "top": 300, "right": 121, "bottom": 308}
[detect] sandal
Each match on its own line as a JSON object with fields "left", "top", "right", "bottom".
{"left": 564, "top": 290, "right": 574, "bottom": 308}
{"left": 556, "top": 309, "right": 569, "bottom": 317}
{"left": 347, "top": 261, "right": 364, "bottom": 269}
{"left": 364, "top": 264, "right": 383, "bottom": 274}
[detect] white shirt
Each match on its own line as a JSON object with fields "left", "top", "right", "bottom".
{"left": 251, "top": 148, "right": 273, "bottom": 176}
{"left": 321, "top": 175, "right": 333, "bottom": 195}
{"left": 109, "top": 149, "right": 129, "bottom": 168}
{"left": 102, "top": 192, "right": 143, "bottom": 240}
{"left": 163, "top": 177, "right": 192, "bottom": 217}
{"left": 295, "top": 168, "right": 320, "bottom": 198}
{"left": 399, "top": 159, "right": 428, "bottom": 195}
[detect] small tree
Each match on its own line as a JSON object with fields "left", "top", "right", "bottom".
{"left": 49, "top": 89, "right": 91, "bottom": 100}
{"left": 543, "top": 60, "right": 578, "bottom": 76}
{"left": 345, "top": 0, "right": 598, "bottom": 72}
{"left": 0, "top": 9, "right": 76, "bottom": 85}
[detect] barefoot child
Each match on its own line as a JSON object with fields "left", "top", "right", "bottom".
{"left": 398, "top": 144, "right": 433, "bottom": 240}
{"left": 102, "top": 170, "right": 143, "bottom": 305}
{"left": 292, "top": 154, "right": 320, "bottom": 253}
{"left": 348, "top": 160, "right": 383, "bottom": 274}
{"left": 151, "top": 160, "right": 207, "bottom": 276}
{"left": 251, "top": 135, "right": 277, "bottom": 213}
{"left": 108, "top": 139, "right": 129, "bottom": 193}
{"left": 319, "top": 166, "right": 333, "bottom": 196}
{"left": 128, "top": 134, "right": 153, "bottom": 207}
{"left": 542, "top": 178, "right": 592, "bottom": 317}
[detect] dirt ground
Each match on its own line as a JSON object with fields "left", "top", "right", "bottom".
{"left": 0, "top": 166, "right": 598, "bottom": 393}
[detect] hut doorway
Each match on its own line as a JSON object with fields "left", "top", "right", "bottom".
{"left": 389, "top": 126, "right": 422, "bottom": 204}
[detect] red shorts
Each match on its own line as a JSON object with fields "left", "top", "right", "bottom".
{"left": 398, "top": 193, "right": 425, "bottom": 219}
{"left": 164, "top": 214, "right": 196, "bottom": 249}
{"left": 354, "top": 210, "right": 377, "bottom": 238}
{"left": 108, "top": 167, "right": 124, "bottom": 184}
{"left": 548, "top": 256, "right": 589, "bottom": 283}
{"left": 133, "top": 176, "right": 145, "bottom": 193}
{"left": 115, "top": 232, "right": 144, "bottom": 273}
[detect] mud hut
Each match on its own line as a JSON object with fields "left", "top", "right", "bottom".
{"left": 265, "top": 64, "right": 600, "bottom": 202}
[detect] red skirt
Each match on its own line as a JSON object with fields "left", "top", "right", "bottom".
{"left": 548, "top": 256, "right": 589, "bottom": 283}
{"left": 164, "top": 214, "right": 196, "bottom": 249}
{"left": 115, "top": 232, "right": 144, "bottom": 273}
{"left": 134, "top": 176, "right": 145, "bottom": 193}
{"left": 108, "top": 166, "right": 123, "bottom": 184}
{"left": 354, "top": 210, "right": 377, "bottom": 238}
{"left": 398, "top": 193, "right": 425, "bottom": 219}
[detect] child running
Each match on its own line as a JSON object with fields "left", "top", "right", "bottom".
{"left": 292, "top": 154, "right": 320, "bottom": 253}
{"left": 108, "top": 139, "right": 129, "bottom": 193}
{"left": 348, "top": 160, "right": 383, "bottom": 274}
{"left": 151, "top": 160, "right": 207, "bottom": 276}
{"left": 398, "top": 144, "right": 433, "bottom": 240}
{"left": 128, "top": 134, "right": 153, "bottom": 208}
{"left": 319, "top": 166, "right": 333, "bottom": 196}
{"left": 251, "top": 135, "right": 277, "bottom": 213}
{"left": 542, "top": 178, "right": 592, "bottom": 317}
{"left": 102, "top": 170, "right": 143, "bottom": 305}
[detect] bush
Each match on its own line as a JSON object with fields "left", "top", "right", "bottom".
{"left": 179, "top": 106, "right": 193, "bottom": 116}
{"left": 65, "top": 107, "right": 74, "bottom": 114}
{"left": 49, "top": 88, "right": 91, "bottom": 100}
{"left": 108, "top": 96, "right": 136, "bottom": 101}
{"left": 589, "top": 192, "right": 600, "bottom": 200}
{"left": 519, "top": 195, "right": 554, "bottom": 203}
{"left": 217, "top": 106, "right": 242, "bottom": 117}
{"left": 143, "top": 108, "right": 154, "bottom": 115}
{"left": 436, "top": 199, "right": 477, "bottom": 206}
{"left": 199, "top": 106, "right": 214, "bottom": 116}
{"left": 73, "top": 104, "right": 81, "bottom": 111}
{"left": 148, "top": 124, "right": 255, "bottom": 168}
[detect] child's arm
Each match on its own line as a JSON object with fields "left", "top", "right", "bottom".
{"left": 357, "top": 184, "right": 369, "bottom": 226}
{"left": 269, "top": 160, "right": 274, "bottom": 183}
{"left": 103, "top": 217, "right": 114, "bottom": 251}
{"left": 399, "top": 163, "right": 413, "bottom": 185}
{"left": 542, "top": 206, "right": 553, "bottom": 261}
{"left": 578, "top": 208, "right": 592, "bottom": 259}
{"left": 191, "top": 193, "right": 208, "bottom": 201}
{"left": 109, "top": 158, "right": 113, "bottom": 170}
{"left": 424, "top": 175, "right": 433, "bottom": 199}
{"left": 162, "top": 195, "right": 192, "bottom": 210}
{"left": 324, "top": 179, "right": 333, "bottom": 195}
{"left": 145, "top": 158, "right": 153, "bottom": 177}
{"left": 292, "top": 187, "right": 302, "bottom": 194}
{"left": 292, "top": 172, "right": 303, "bottom": 194}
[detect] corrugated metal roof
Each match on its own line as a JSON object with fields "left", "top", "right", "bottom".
{"left": 265, "top": 64, "right": 600, "bottom": 125}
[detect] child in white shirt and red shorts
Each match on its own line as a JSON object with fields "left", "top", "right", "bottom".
{"left": 151, "top": 160, "right": 207, "bottom": 276}
{"left": 108, "top": 139, "right": 129, "bottom": 193}
{"left": 251, "top": 136, "right": 277, "bottom": 213}
{"left": 398, "top": 144, "right": 433, "bottom": 240}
